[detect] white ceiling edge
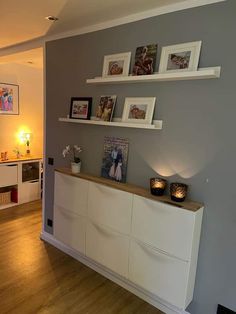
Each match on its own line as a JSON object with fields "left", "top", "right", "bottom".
{"left": 0, "top": 0, "right": 226, "bottom": 58}
{"left": 45, "top": 0, "right": 226, "bottom": 43}
{"left": 0, "top": 37, "right": 44, "bottom": 58}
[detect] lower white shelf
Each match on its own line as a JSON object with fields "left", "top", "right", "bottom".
{"left": 59, "top": 117, "right": 163, "bottom": 130}
{"left": 0, "top": 202, "right": 18, "bottom": 210}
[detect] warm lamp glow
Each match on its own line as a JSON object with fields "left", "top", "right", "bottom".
{"left": 18, "top": 131, "right": 32, "bottom": 155}
{"left": 17, "top": 129, "right": 31, "bottom": 144}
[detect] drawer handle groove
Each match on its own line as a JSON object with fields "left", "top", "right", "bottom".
{"left": 56, "top": 206, "right": 79, "bottom": 219}
{"left": 91, "top": 221, "right": 115, "bottom": 238}
{"left": 135, "top": 239, "right": 188, "bottom": 263}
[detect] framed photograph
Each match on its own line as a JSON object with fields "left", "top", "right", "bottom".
{"left": 101, "top": 136, "right": 129, "bottom": 183}
{"left": 132, "top": 44, "right": 158, "bottom": 76}
{"left": 122, "top": 97, "right": 156, "bottom": 125}
{"left": 69, "top": 97, "right": 92, "bottom": 120}
{"left": 102, "top": 52, "right": 131, "bottom": 77}
{"left": 0, "top": 83, "right": 19, "bottom": 115}
{"left": 159, "top": 41, "right": 202, "bottom": 73}
{"left": 95, "top": 95, "right": 117, "bottom": 121}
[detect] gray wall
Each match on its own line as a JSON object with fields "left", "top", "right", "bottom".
{"left": 45, "top": 1, "right": 236, "bottom": 313}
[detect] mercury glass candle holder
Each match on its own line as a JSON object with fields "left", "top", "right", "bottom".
{"left": 170, "top": 182, "right": 188, "bottom": 202}
{"left": 150, "top": 178, "right": 167, "bottom": 196}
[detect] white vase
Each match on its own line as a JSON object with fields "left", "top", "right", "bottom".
{"left": 71, "top": 161, "right": 81, "bottom": 174}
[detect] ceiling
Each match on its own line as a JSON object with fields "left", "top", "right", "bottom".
{"left": 0, "top": 0, "right": 187, "bottom": 49}
{"left": 0, "top": 48, "right": 43, "bottom": 69}
{"left": 0, "top": 0, "right": 224, "bottom": 68}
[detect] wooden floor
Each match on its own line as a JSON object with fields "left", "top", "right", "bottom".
{"left": 0, "top": 201, "right": 164, "bottom": 314}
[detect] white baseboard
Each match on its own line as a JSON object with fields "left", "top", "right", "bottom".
{"left": 40, "top": 231, "right": 190, "bottom": 314}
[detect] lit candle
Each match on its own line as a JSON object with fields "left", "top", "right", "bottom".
{"left": 150, "top": 178, "right": 167, "bottom": 196}
{"left": 170, "top": 183, "right": 188, "bottom": 202}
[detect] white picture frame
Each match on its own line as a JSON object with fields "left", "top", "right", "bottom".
{"left": 102, "top": 52, "right": 131, "bottom": 77}
{"left": 122, "top": 97, "right": 156, "bottom": 125}
{"left": 158, "top": 41, "right": 202, "bottom": 73}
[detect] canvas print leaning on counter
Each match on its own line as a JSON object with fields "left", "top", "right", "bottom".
{"left": 101, "top": 136, "right": 129, "bottom": 183}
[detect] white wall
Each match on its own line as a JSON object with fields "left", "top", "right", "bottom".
{"left": 0, "top": 63, "right": 43, "bottom": 158}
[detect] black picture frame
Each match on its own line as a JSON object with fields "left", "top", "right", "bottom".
{"left": 69, "top": 97, "right": 92, "bottom": 120}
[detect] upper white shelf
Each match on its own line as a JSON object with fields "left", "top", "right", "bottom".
{"left": 59, "top": 117, "right": 162, "bottom": 130}
{"left": 86, "top": 67, "right": 221, "bottom": 84}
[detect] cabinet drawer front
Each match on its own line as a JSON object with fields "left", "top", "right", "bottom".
{"left": 132, "top": 195, "right": 195, "bottom": 261}
{"left": 129, "top": 240, "right": 189, "bottom": 309}
{"left": 19, "top": 181, "right": 40, "bottom": 203}
{"left": 54, "top": 205, "right": 86, "bottom": 254}
{"left": 86, "top": 221, "right": 129, "bottom": 278}
{"left": 0, "top": 164, "right": 18, "bottom": 187}
{"left": 54, "top": 172, "right": 88, "bottom": 216}
{"left": 88, "top": 182, "right": 132, "bottom": 234}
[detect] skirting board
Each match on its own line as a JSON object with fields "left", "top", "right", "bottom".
{"left": 40, "top": 231, "right": 191, "bottom": 314}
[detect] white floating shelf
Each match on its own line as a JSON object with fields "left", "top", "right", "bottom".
{"left": 59, "top": 117, "right": 162, "bottom": 130}
{"left": 86, "top": 67, "right": 221, "bottom": 84}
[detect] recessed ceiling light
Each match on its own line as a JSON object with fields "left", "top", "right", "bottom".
{"left": 45, "top": 16, "right": 59, "bottom": 21}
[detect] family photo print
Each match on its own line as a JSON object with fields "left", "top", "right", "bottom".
{"left": 95, "top": 95, "right": 117, "bottom": 121}
{"left": 132, "top": 44, "right": 157, "bottom": 75}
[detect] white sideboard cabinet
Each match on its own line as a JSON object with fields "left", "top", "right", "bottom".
{"left": 0, "top": 157, "right": 42, "bottom": 210}
{"left": 51, "top": 169, "right": 204, "bottom": 314}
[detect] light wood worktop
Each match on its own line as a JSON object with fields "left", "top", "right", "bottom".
{"left": 0, "top": 156, "right": 42, "bottom": 164}
{"left": 55, "top": 168, "right": 203, "bottom": 212}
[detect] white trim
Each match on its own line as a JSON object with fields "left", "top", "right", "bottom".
{"left": 42, "top": 42, "right": 47, "bottom": 233}
{"left": 0, "top": 0, "right": 226, "bottom": 58}
{"left": 40, "top": 231, "right": 191, "bottom": 314}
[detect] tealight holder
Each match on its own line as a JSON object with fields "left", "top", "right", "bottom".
{"left": 170, "top": 182, "right": 188, "bottom": 202}
{"left": 150, "top": 178, "right": 167, "bottom": 196}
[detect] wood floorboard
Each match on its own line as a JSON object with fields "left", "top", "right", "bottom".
{"left": 0, "top": 200, "right": 164, "bottom": 314}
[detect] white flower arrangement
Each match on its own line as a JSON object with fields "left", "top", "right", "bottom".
{"left": 62, "top": 145, "right": 82, "bottom": 163}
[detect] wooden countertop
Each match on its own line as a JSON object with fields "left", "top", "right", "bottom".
{"left": 0, "top": 156, "right": 42, "bottom": 164}
{"left": 55, "top": 168, "right": 203, "bottom": 212}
